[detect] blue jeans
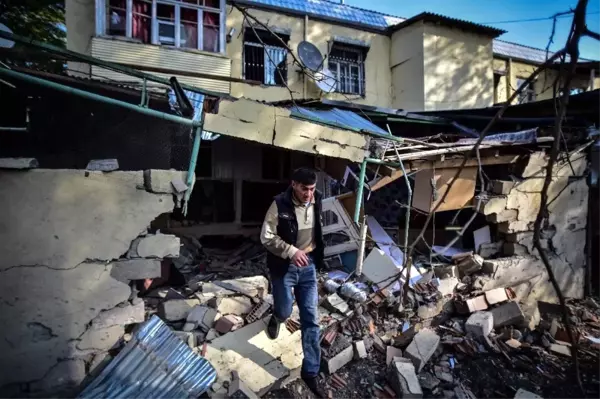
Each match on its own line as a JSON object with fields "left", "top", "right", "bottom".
{"left": 271, "top": 261, "right": 321, "bottom": 378}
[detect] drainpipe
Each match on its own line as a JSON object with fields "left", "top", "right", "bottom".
{"left": 353, "top": 159, "right": 368, "bottom": 224}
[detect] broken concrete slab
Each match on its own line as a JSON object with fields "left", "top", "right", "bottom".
{"left": 549, "top": 343, "right": 571, "bottom": 357}
{"left": 215, "top": 314, "right": 244, "bottom": 333}
{"left": 184, "top": 306, "right": 218, "bottom": 332}
{"left": 204, "top": 317, "right": 303, "bottom": 396}
{"left": 404, "top": 329, "right": 440, "bottom": 372}
{"left": 229, "top": 370, "right": 259, "bottom": 399}
{"left": 204, "top": 276, "right": 269, "bottom": 298}
{"left": 465, "top": 312, "right": 494, "bottom": 337}
{"left": 457, "top": 255, "right": 484, "bottom": 277}
{"left": 92, "top": 300, "right": 145, "bottom": 329}
{"left": 354, "top": 340, "right": 367, "bottom": 359}
{"left": 158, "top": 299, "right": 201, "bottom": 321}
{"left": 514, "top": 388, "right": 543, "bottom": 399}
{"left": 143, "top": 169, "right": 190, "bottom": 194}
{"left": 482, "top": 256, "right": 546, "bottom": 290}
{"left": 386, "top": 346, "right": 404, "bottom": 365}
{"left": 324, "top": 293, "right": 351, "bottom": 315}
{"left": 324, "top": 344, "right": 354, "bottom": 374}
{"left": 362, "top": 248, "right": 401, "bottom": 288}
{"left": 136, "top": 234, "right": 180, "bottom": 258}
{"left": 208, "top": 296, "right": 254, "bottom": 316}
{"left": 78, "top": 325, "right": 124, "bottom": 351}
{"left": 437, "top": 277, "right": 459, "bottom": 296}
{"left": 491, "top": 302, "right": 525, "bottom": 328}
{"left": 110, "top": 259, "right": 162, "bottom": 282}
{"left": 484, "top": 288, "right": 511, "bottom": 305}
{"left": 388, "top": 358, "right": 423, "bottom": 398}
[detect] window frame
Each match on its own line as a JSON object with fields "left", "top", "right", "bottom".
{"left": 242, "top": 28, "right": 289, "bottom": 86}
{"left": 96, "top": 0, "right": 226, "bottom": 53}
{"left": 327, "top": 43, "right": 366, "bottom": 96}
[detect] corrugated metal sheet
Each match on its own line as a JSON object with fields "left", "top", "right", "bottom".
{"left": 290, "top": 106, "right": 389, "bottom": 135}
{"left": 79, "top": 316, "right": 217, "bottom": 399}
{"left": 91, "top": 37, "right": 231, "bottom": 94}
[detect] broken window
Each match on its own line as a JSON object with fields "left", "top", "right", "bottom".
{"left": 243, "top": 29, "right": 289, "bottom": 85}
{"left": 516, "top": 77, "right": 536, "bottom": 104}
{"left": 328, "top": 44, "right": 366, "bottom": 96}
{"left": 100, "top": 0, "right": 225, "bottom": 52}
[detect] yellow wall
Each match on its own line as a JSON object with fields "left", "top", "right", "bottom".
{"left": 422, "top": 24, "right": 494, "bottom": 111}
{"left": 225, "top": 6, "right": 392, "bottom": 107}
{"left": 390, "top": 23, "right": 425, "bottom": 110}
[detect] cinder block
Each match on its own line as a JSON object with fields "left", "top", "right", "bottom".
{"left": 491, "top": 301, "right": 525, "bottom": 328}
{"left": 354, "top": 340, "right": 368, "bottom": 359}
{"left": 465, "top": 311, "right": 494, "bottom": 337}
{"left": 324, "top": 345, "right": 354, "bottom": 374}
{"left": 404, "top": 329, "right": 439, "bottom": 372}
{"left": 388, "top": 358, "right": 423, "bottom": 398}
{"left": 484, "top": 287, "right": 510, "bottom": 305}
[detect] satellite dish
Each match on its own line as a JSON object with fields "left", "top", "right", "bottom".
{"left": 297, "top": 41, "right": 324, "bottom": 72}
{"left": 0, "top": 23, "right": 14, "bottom": 49}
{"left": 314, "top": 67, "right": 336, "bottom": 93}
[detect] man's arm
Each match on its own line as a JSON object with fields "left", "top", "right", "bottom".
{"left": 260, "top": 201, "right": 298, "bottom": 259}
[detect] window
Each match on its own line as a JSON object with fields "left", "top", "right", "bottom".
{"left": 516, "top": 77, "right": 536, "bottom": 104}
{"left": 99, "top": 0, "right": 225, "bottom": 53}
{"left": 328, "top": 44, "right": 366, "bottom": 96}
{"left": 243, "top": 29, "right": 289, "bottom": 85}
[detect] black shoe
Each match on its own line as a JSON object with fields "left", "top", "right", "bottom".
{"left": 266, "top": 315, "right": 280, "bottom": 340}
{"left": 302, "top": 375, "right": 326, "bottom": 399}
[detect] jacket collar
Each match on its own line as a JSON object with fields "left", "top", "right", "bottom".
{"left": 283, "top": 185, "right": 322, "bottom": 206}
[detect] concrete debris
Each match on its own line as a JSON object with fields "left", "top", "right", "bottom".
{"left": 174, "top": 331, "right": 196, "bottom": 348}
{"left": 184, "top": 306, "right": 218, "bottom": 332}
{"left": 78, "top": 325, "right": 125, "bottom": 351}
{"left": 418, "top": 372, "right": 440, "bottom": 390}
{"left": 158, "top": 299, "right": 201, "bottom": 321}
{"left": 324, "top": 344, "right": 354, "bottom": 374}
{"left": 229, "top": 370, "right": 259, "bottom": 399}
{"left": 324, "top": 293, "right": 351, "bottom": 315}
{"left": 354, "top": 340, "right": 368, "bottom": 359}
{"left": 457, "top": 254, "right": 484, "bottom": 277}
{"left": 388, "top": 357, "right": 423, "bottom": 398}
{"left": 246, "top": 300, "right": 271, "bottom": 324}
{"left": 0, "top": 157, "right": 39, "bottom": 169}
{"left": 549, "top": 343, "right": 571, "bottom": 357}
{"left": 92, "top": 300, "right": 145, "bottom": 329}
{"left": 434, "top": 265, "right": 460, "bottom": 279}
{"left": 404, "top": 329, "right": 440, "bottom": 372}
{"left": 214, "top": 314, "right": 244, "bottom": 333}
{"left": 143, "top": 169, "right": 190, "bottom": 194}
{"left": 491, "top": 302, "right": 525, "bottom": 328}
{"left": 170, "top": 175, "right": 189, "bottom": 194}
{"left": 437, "top": 277, "right": 460, "bottom": 296}
{"left": 514, "top": 388, "right": 543, "bottom": 399}
{"left": 86, "top": 159, "right": 119, "bottom": 172}
{"left": 491, "top": 180, "right": 516, "bottom": 195}
{"left": 373, "top": 334, "right": 387, "bottom": 354}
{"left": 208, "top": 296, "right": 254, "bottom": 316}
{"left": 479, "top": 241, "right": 503, "bottom": 258}
{"left": 110, "top": 258, "right": 162, "bottom": 282}
{"left": 505, "top": 338, "right": 522, "bottom": 349}
{"left": 136, "top": 234, "right": 181, "bottom": 258}
{"left": 484, "top": 287, "right": 512, "bottom": 305}
{"left": 465, "top": 312, "right": 494, "bottom": 337}
{"left": 204, "top": 276, "right": 268, "bottom": 298}
{"left": 386, "top": 346, "right": 403, "bottom": 365}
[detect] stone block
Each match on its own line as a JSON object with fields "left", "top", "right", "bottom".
{"left": 324, "top": 293, "right": 350, "bottom": 315}
{"left": 324, "top": 344, "right": 354, "bottom": 374}
{"left": 174, "top": 331, "right": 196, "bottom": 348}
{"left": 479, "top": 241, "right": 503, "bottom": 258}
{"left": 487, "top": 209, "right": 518, "bottom": 224}
{"left": 229, "top": 370, "right": 259, "bottom": 399}
{"left": 136, "top": 234, "right": 180, "bottom": 258}
{"left": 214, "top": 314, "right": 244, "bottom": 334}
{"left": 503, "top": 242, "right": 530, "bottom": 256}
{"left": 465, "top": 312, "right": 494, "bottom": 337}
{"left": 437, "top": 277, "right": 459, "bottom": 296}
{"left": 208, "top": 296, "right": 254, "bottom": 316}
{"left": 434, "top": 265, "right": 459, "bottom": 279}
{"left": 185, "top": 306, "right": 219, "bottom": 332}
{"left": 386, "top": 346, "right": 403, "bottom": 365}
{"left": 404, "top": 329, "right": 440, "bottom": 372}
{"left": 354, "top": 340, "right": 367, "bottom": 359}
{"left": 491, "top": 302, "right": 525, "bottom": 328}
{"left": 158, "top": 299, "right": 201, "bottom": 321}
{"left": 457, "top": 255, "right": 483, "bottom": 277}
{"left": 484, "top": 288, "right": 511, "bottom": 305}
{"left": 491, "top": 180, "right": 516, "bottom": 195}
{"left": 475, "top": 195, "right": 507, "bottom": 215}
{"left": 110, "top": 259, "right": 162, "bottom": 282}
{"left": 144, "top": 169, "right": 190, "bottom": 194}
{"left": 514, "top": 388, "right": 543, "bottom": 399}
{"left": 92, "top": 300, "right": 145, "bottom": 329}
{"left": 388, "top": 358, "right": 423, "bottom": 398}
{"left": 77, "top": 325, "right": 124, "bottom": 351}
{"left": 497, "top": 221, "right": 532, "bottom": 234}
{"left": 373, "top": 334, "right": 387, "bottom": 354}
{"left": 481, "top": 256, "right": 546, "bottom": 290}
{"left": 0, "top": 157, "right": 39, "bottom": 169}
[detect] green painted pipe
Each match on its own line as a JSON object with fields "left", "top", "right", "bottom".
{"left": 0, "top": 67, "right": 200, "bottom": 128}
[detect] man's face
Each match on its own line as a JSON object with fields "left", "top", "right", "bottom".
{"left": 292, "top": 181, "right": 316, "bottom": 203}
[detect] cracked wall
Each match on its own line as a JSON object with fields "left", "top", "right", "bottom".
{"left": 0, "top": 169, "right": 175, "bottom": 397}
{"left": 477, "top": 151, "right": 589, "bottom": 304}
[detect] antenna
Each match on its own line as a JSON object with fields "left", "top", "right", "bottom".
{"left": 297, "top": 41, "right": 324, "bottom": 72}
{"left": 314, "top": 67, "right": 336, "bottom": 93}
{"left": 0, "top": 24, "right": 14, "bottom": 49}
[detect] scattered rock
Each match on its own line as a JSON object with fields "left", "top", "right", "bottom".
{"left": 158, "top": 299, "right": 201, "bottom": 321}
{"left": 404, "top": 329, "right": 440, "bottom": 372}
{"left": 110, "top": 259, "right": 162, "bottom": 282}
{"left": 388, "top": 357, "right": 423, "bottom": 398}
{"left": 184, "top": 306, "right": 218, "bottom": 332}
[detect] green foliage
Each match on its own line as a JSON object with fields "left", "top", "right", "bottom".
{"left": 0, "top": 1, "right": 66, "bottom": 47}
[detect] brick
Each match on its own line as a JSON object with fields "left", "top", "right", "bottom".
{"left": 158, "top": 299, "right": 200, "bottom": 321}
{"left": 388, "top": 358, "right": 423, "bottom": 398}
{"left": 354, "top": 340, "right": 367, "bottom": 359}
{"left": 404, "top": 329, "right": 440, "bottom": 372}
{"left": 214, "top": 314, "right": 243, "bottom": 334}
{"left": 487, "top": 209, "right": 518, "bottom": 223}
{"left": 491, "top": 302, "right": 525, "bottom": 328}
{"left": 484, "top": 288, "right": 511, "bottom": 305}
{"left": 324, "top": 345, "right": 354, "bottom": 374}
{"left": 456, "top": 255, "right": 483, "bottom": 277}
{"left": 514, "top": 388, "right": 543, "bottom": 399}
{"left": 491, "top": 180, "right": 516, "bottom": 195}
{"left": 465, "top": 312, "right": 494, "bottom": 337}
{"left": 386, "top": 346, "right": 403, "bottom": 365}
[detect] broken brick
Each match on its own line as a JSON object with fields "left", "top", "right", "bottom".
{"left": 214, "top": 314, "right": 244, "bottom": 333}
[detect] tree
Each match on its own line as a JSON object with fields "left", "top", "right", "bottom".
{"left": 0, "top": 1, "right": 65, "bottom": 47}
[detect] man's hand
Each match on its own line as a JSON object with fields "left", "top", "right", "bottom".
{"left": 291, "top": 249, "right": 309, "bottom": 267}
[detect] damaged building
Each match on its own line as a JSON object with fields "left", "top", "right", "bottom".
{"left": 0, "top": 0, "right": 600, "bottom": 398}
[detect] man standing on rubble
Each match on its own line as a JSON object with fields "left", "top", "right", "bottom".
{"left": 260, "top": 167, "right": 325, "bottom": 398}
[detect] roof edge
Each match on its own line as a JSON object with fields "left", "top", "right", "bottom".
{"left": 388, "top": 12, "right": 506, "bottom": 38}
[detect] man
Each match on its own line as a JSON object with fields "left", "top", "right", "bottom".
{"left": 260, "top": 168, "right": 325, "bottom": 398}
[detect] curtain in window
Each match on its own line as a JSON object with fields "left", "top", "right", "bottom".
{"left": 132, "top": 0, "right": 151, "bottom": 43}
{"left": 180, "top": 7, "right": 198, "bottom": 49}
{"left": 203, "top": 12, "right": 219, "bottom": 52}
{"left": 264, "top": 45, "right": 286, "bottom": 85}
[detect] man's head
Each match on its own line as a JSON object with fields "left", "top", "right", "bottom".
{"left": 291, "top": 168, "right": 317, "bottom": 203}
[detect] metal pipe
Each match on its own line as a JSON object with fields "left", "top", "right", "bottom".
{"left": 353, "top": 159, "right": 368, "bottom": 224}
{"left": 355, "top": 215, "right": 368, "bottom": 277}
{"left": 0, "top": 67, "right": 200, "bottom": 128}
{"left": 398, "top": 160, "right": 411, "bottom": 263}
{"left": 182, "top": 127, "right": 202, "bottom": 216}
{"left": 0, "top": 127, "right": 27, "bottom": 131}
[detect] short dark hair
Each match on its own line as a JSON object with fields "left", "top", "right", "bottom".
{"left": 291, "top": 167, "right": 317, "bottom": 185}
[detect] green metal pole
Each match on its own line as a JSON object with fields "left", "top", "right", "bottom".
{"left": 183, "top": 126, "right": 202, "bottom": 216}
{"left": 0, "top": 67, "right": 200, "bottom": 128}
{"left": 353, "top": 159, "right": 368, "bottom": 224}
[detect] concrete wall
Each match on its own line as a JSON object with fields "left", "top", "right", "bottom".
{"left": 492, "top": 58, "right": 508, "bottom": 104}
{"left": 226, "top": 6, "right": 392, "bottom": 107}
{"left": 0, "top": 169, "right": 175, "bottom": 397}
{"left": 65, "top": 0, "right": 96, "bottom": 76}
{"left": 390, "top": 23, "right": 425, "bottom": 110}
{"left": 422, "top": 24, "right": 494, "bottom": 111}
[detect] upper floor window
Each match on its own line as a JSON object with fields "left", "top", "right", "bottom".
{"left": 516, "top": 77, "right": 535, "bottom": 104}
{"left": 243, "top": 29, "right": 289, "bottom": 86}
{"left": 99, "top": 0, "right": 225, "bottom": 53}
{"left": 328, "top": 44, "right": 366, "bottom": 96}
